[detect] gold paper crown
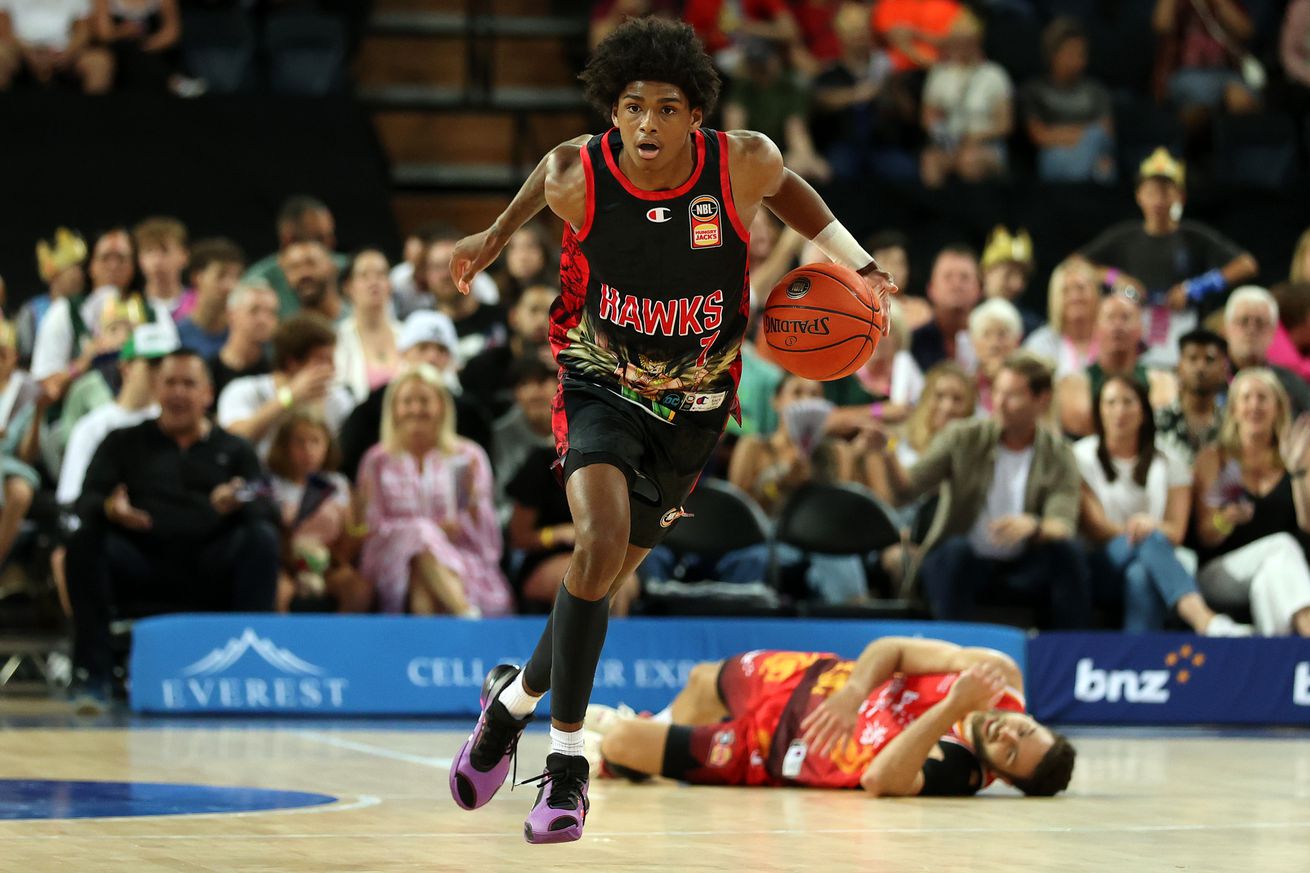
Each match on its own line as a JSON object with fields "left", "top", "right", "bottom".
{"left": 1138, "top": 147, "right": 1185, "bottom": 187}
{"left": 98, "top": 294, "right": 150, "bottom": 332}
{"left": 36, "top": 228, "right": 87, "bottom": 283}
{"left": 981, "top": 225, "right": 1034, "bottom": 271}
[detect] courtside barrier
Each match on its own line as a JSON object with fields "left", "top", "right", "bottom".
{"left": 129, "top": 615, "right": 1025, "bottom": 716}
{"left": 1029, "top": 632, "right": 1310, "bottom": 726}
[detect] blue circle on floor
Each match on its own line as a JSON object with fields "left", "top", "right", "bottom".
{"left": 0, "top": 779, "right": 337, "bottom": 820}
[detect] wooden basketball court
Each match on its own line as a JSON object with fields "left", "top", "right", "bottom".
{"left": 0, "top": 704, "right": 1306, "bottom": 872}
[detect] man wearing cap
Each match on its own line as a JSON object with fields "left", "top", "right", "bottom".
{"left": 338, "top": 310, "right": 491, "bottom": 481}
{"left": 1078, "top": 147, "right": 1257, "bottom": 368}
{"left": 67, "top": 349, "right": 280, "bottom": 703}
{"left": 981, "top": 226, "right": 1043, "bottom": 338}
{"left": 56, "top": 323, "right": 174, "bottom": 508}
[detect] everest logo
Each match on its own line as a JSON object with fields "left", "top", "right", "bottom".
{"left": 182, "top": 628, "right": 326, "bottom": 677}
{"left": 162, "top": 628, "right": 347, "bottom": 711}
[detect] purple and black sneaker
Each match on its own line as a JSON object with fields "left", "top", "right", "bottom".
{"left": 521, "top": 752, "right": 590, "bottom": 844}
{"left": 449, "top": 664, "right": 532, "bottom": 811}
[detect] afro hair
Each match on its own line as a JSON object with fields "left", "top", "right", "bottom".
{"left": 579, "top": 17, "right": 721, "bottom": 119}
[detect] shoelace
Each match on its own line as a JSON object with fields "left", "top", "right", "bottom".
{"left": 516, "top": 766, "right": 584, "bottom": 809}
{"left": 471, "top": 715, "right": 523, "bottom": 787}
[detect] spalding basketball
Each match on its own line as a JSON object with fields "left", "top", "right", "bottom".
{"left": 762, "top": 263, "right": 884, "bottom": 381}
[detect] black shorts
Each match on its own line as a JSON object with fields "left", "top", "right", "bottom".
{"left": 552, "top": 376, "right": 725, "bottom": 549}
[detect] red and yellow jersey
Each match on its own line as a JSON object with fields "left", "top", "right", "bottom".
{"left": 727, "top": 650, "right": 1025, "bottom": 789}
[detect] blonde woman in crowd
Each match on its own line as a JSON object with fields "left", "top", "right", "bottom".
{"left": 1193, "top": 369, "right": 1310, "bottom": 636}
{"left": 356, "top": 365, "right": 511, "bottom": 618}
{"left": 1023, "top": 255, "right": 1101, "bottom": 378}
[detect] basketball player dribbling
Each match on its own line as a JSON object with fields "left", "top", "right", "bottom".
{"left": 447, "top": 18, "right": 897, "bottom": 843}
{"left": 587, "top": 637, "right": 1076, "bottom": 798}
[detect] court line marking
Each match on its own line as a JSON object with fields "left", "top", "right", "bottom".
{"left": 294, "top": 730, "right": 453, "bottom": 770}
{"left": 1, "top": 819, "right": 1308, "bottom": 840}
{"left": 0, "top": 794, "right": 384, "bottom": 826}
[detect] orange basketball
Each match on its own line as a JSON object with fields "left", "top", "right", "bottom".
{"left": 761, "top": 262, "right": 883, "bottom": 381}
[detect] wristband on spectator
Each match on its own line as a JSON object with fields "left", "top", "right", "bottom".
{"left": 347, "top": 522, "right": 368, "bottom": 537}
{"left": 813, "top": 220, "right": 875, "bottom": 272}
{"left": 1104, "top": 268, "right": 1120, "bottom": 287}
{"left": 1183, "top": 269, "right": 1227, "bottom": 303}
{"left": 278, "top": 385, "right": 294, "bottom": 409}
{"left": 541, "top": 527, "right": 555, "bottom": 548}
{"left": 869, "top": 401, "right": 884, "bottom": 420}
{"left": 1212, "top": 510, "right": 1234, "bottom": 536}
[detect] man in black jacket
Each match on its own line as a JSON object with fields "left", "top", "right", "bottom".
{"left": 66, "top": 349, "right": 279, "bottom": 699}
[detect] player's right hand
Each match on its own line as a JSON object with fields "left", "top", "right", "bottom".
{"left": 800, "top": 684, "right": 864, "bottom": 758}
{"left": 449, "top": 228, "right": 504, "bottom": 296}
{"left": 946, "top": 665, "right": 1007, "bottom": 713}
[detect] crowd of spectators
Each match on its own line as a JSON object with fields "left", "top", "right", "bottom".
{"left": 592, "top": 0, "right": 1306, "bottom": 188}
{"left": 0, "top": 0, "right": 352, "bottom": 96}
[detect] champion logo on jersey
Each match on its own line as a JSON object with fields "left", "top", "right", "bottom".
{"left": 646, "top": 207, "right": 672, "bottom": 223}
{"left": 689, "top": 195, "right": 722, "bottom": 249}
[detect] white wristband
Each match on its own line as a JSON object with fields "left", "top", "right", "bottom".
{"left": 812, "top": 220, "right": 875, "bottom": 272}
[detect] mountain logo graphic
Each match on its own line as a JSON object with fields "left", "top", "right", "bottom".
{"left": 181, "top": 628, "right": 326, "bottom": 677}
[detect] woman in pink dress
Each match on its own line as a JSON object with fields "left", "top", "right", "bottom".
{"left": 357, "top": 364, "right": 511, "bottom": 617}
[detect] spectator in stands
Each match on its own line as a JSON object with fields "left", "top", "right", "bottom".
{"left": 735, "top": 314, "right": 787, "bottom": 437}
{"left": 20, "top": 227, "right": 87, "bottom": 383}
{"left": 243, "top": 196, "right": 347, "bottom": 317}
{"left": 461, "top": 284, "right": 555, "bottom": 423}
{"left": 868, "top": 230, "right": 930, "bottom": 328}
{"left": 210, "top": 281, "right": 276, "bottom": 400}
{"left": 1023, "top": 257, "right": 1101, "bottom": 381}
{"left": 423, "top": 231, "right": 507, "bottom": 362}
{"left": 217, "top": 313, "right": 354, "bottom": 460}
{"left": 682, "top": 0, "right": 799, "bottom": 71}
{"left": 980, "top": 226, "right": 1042, "bottom": 337}
{"left": 728, "top": 372, "right": 854, "bottom": 517}
{"left": 910, "top": 245, "right": 980, "bottom": 372}
{"left": 1076, "top": 374, "right": 1247, "bottom": 635}
{"left": 866, "top": 352, "right": 1090, "bottom": 628}
{"left": 919, "top": 11, "right": 1013, "bottom": 188}
{"left": 56, "top": 322, "right": 170, "bottom": 508}
{"left": 810, "top": 2, "right": 898, "bottom": 182}
{"left": 1057, "top": 290, "right": 1178, "bottom": 438}
{"left": 1193, "top": 368, "right": 1310, "bottom": 636}
{"left": 1079, "top": 148, "right": 1257, "bottom": 368}
{"left": 1225, "top": 285, "right": 1310, "bottom": 415}
{"left": 86, "top": 227, "right": 135, "bottom": 303}
{"left": 282, "top": 237, "right": 347, "bottom": 324}
{"left": 1281, "top": 0, "right": 1310, "bottom": 113}
{"left": 492, "top": 225, "right": 554, "bottom": 309}
{"left": 872, "top": 0, "right": 961, "bottom": 74}
{"left": 723, "top": 38, "right": 830, "bottom": 182}
{"left": 1266, "top": 281, "right": 1310, "bottom": 384}
{"left": 132, "top": 216, "right": 189, "bottom": 319}
{"left": 175, "top": 238, "right": 244, "bottom": 360}
{"left": 590, "top": 0, "right": 678, "bottom": 51}
{"left": 1153, "top": 0, "right": 1260, "bottom": 124}
{"left": 357, "top": 364, "right": 511, "bottom": 617}
{"left": 92, "top": 0, "right": 184, "bottom": 93}
{"left": 67, "top": 349, "right": 279, "bottom": 697}
{"left": 493, "top": 355, "right": 556, "bottom": 510}
{"left": 1292, "top": 228, "right": 1310, "bottom": 284}
{"left": 0, "top": 321, "right": 39, "bottom": 568}
{"left": 825, "top": 299, "right": 922, "bottom": 432}
{"left": 338, "top": 311, "right": 490, "bottom": 480}
{"left": 266, "top": 412, "right": 371, "bottom": 614}
{"left": 1021, "top": 17, "right": 1116, "bottom": 185}
{"left": 334, "top": 249, "right": 401, "bottom": 405}
{"left": 968, "top": 298, "right": 1023, "bottom": 414}
{"left": 0, "top": 0, "right": 114, "bottom": 93}
{"left": 393, "top": 223, "right": 499, "bottom": 317}
{"left": 1155, "top": 329, "right": 1228, "bottom": 465}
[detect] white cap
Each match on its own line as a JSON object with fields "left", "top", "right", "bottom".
{"left": 398, "top": 310, "right": 460, "bottom": 363}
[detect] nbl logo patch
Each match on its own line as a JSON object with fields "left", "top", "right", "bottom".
{"left": 689, "top": 195, "right": 722, "bottom": 250}
{"left": 786, "top": 277, "right": 811, "bottom": 299}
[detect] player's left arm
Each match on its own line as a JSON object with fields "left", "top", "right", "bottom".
{"left": 725, "top": 130, "right": 898, "bottom": 332}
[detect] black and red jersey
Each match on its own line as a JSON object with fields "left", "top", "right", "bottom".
{"left": 550, "top": 127, "right": 751, "bottom": 424}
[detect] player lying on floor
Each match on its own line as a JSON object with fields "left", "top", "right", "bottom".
{"left": 587, "top": 637, "right": 1076, "bottom": 796}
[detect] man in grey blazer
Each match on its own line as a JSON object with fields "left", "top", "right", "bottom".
{"left": 867, "top": 351, "right": 1091, "bottom": 627}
